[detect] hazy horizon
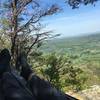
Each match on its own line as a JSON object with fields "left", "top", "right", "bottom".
{"left": 52, "top": 32, "right": 100, "bottom": 39}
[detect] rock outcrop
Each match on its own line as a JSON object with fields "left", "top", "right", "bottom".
{"left": 66, "top": 85, "right": 100, "bottom": 100}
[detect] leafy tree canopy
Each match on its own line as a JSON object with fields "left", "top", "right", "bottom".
{"left": 67, "top": 0, "right": 98, "bottom": 8}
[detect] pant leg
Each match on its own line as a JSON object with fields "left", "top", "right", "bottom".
{"left": 0, "top": 79, "right": 4, "bottom": 100}
{"left": 27, "top": 74, "right": 78, "bottom": 100}
{"left": 2, "top": 72, "right": 36, "bottom": 100}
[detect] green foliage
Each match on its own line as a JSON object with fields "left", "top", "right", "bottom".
{"left": 39, "top": 33, "right": 100, "bottom": 91}
{"left": 30, "top": 51, "right": 87, "bottom": 91}
{"left": 42, "top": 53, "right": 65, "bottom": 89}
{"left": 65, "top": 66, "right": 87, "bottom": 91}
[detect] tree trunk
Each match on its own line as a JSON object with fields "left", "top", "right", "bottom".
{"left": 11, "top": 0, "right": 18, "bottom": 67}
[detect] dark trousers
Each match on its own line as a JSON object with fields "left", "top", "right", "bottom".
{"left": 1, "top": 72, "right": 77, "bottom": 100}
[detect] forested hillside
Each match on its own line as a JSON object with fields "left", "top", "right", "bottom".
{"left": 40, "top": 33, "right": 100, "bottom": 87}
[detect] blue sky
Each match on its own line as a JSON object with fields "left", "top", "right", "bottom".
{"left": 41, "top": 0, "right": 100, "bottom": 37}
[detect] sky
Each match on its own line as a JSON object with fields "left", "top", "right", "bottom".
{"left": 41, "top": 0, "right": 100, "bottom": 38}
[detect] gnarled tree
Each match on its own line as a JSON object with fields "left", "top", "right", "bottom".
{"left": 0, "top": 0, "right": 60, "bottom": 67}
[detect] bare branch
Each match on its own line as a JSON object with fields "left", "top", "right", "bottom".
{"left": 16, "top": 0, "right": 39, "bottom": 15}
{"left": 26, "top": 34, "right": 39, "bottom": 54}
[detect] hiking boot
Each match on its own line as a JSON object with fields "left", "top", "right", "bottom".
{"left": 0, "top": 49, "right": 11, "bottom": 76}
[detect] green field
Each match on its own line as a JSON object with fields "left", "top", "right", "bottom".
{"left": 40, "top": 33, "right": 100, "bottom": 86}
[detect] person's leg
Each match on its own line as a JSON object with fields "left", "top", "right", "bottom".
{"left": 27, "top": 74, "right": 78, "bottom": 100}
{"left": 0, "top": 49, "right": 36, "bottom": 100}
{"left": 2, "top": 72, "right": 36, "bottom": 100}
